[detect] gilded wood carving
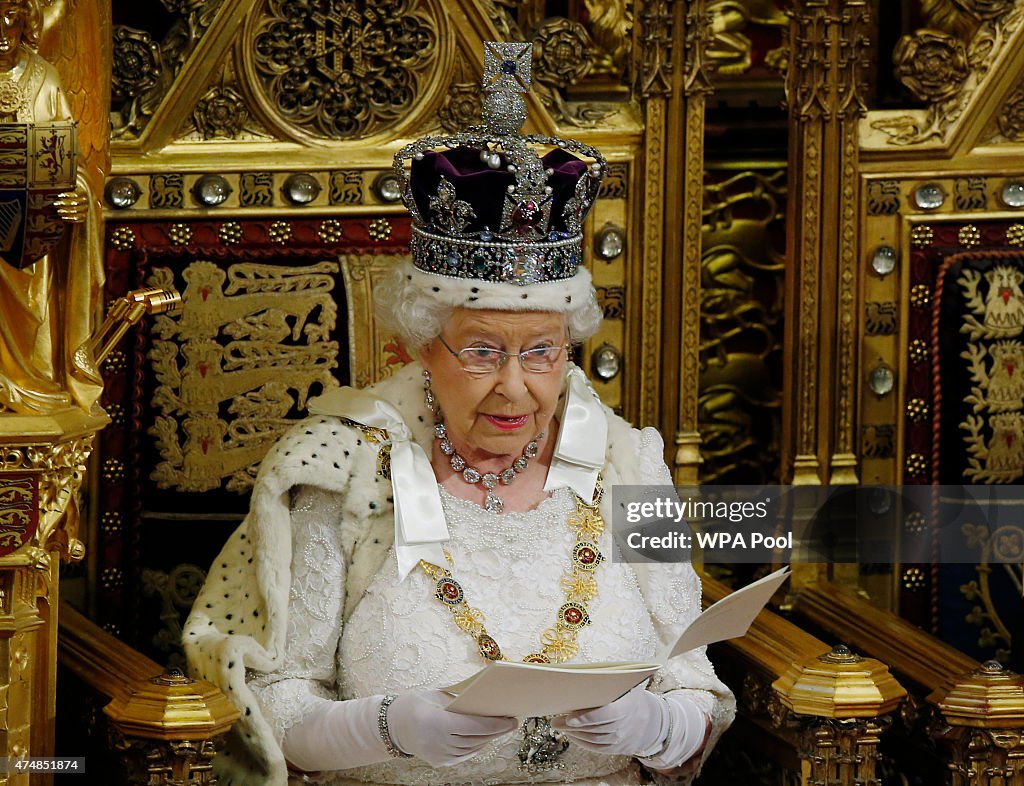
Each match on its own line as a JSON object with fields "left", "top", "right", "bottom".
{"left": 339, "top": 253, "right": 413, "bottom": 388}
{"left": 707, "top": 0, "right": 787, "bottom": 75}
{"left": 700, "top": 168, "right": 786, "bottom": 483}
{"left": 784, "top": 0, "right": 869, "bottom": 485}
{"left": 146, "top": 260, "right": 341, "bottom": 492}
{"left": 0, "top": 0, "right": 105, "bottom": 414}
{"left": 865, "top": 4, "right": 1024, "bottom": 150}
{"left": 246, "top": 0, "right": 440, "bottom": 141}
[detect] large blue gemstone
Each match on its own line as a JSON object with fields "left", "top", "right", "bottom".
{"left": 501, "top": 60, "right": 517, "bottom": 74}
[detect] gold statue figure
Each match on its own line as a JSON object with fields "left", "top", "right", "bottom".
{"left": 0, "top": 0, "right": 102, "bottom": 414}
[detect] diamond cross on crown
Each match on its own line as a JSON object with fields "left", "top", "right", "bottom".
{"left": 483, "top": 41, "right": 532, "bottom": 93}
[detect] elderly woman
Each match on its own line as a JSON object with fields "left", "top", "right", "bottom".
{"left": 185, "top": 42, "right": 734, "bottom": 786}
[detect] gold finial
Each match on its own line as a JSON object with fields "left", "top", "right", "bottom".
{"left": 931, "top": 660, "right": 1024, "bottom": 728}
{"left": 817, "top": 643, "right": 865, "bottom": 665}
{"left": 773, "top": 645, "right": 906, "bottom": 718}
{"left": 150, "top": 668, "right": 194, "bottom": 687}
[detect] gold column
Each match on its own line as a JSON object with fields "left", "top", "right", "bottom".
{"left": 773, "top": 644, "right": 907, "bottom": 786}
{"left": 672, "top": 0, "right": 713, "bottom": 484}
{"left": 635, "top": 0, "right": 712, "bottom": 476}
{"left": 929, "top": 661, "right": 1024, "bottom": 786}
{"left": 0, "top": 410, "right": 106, "bottom": 785}
{"left": 0, "top": 569, "right": 45, "bottom": 786}
{"left": 783, "top": 0, "right": 870, "bottom": 485}
{"left": 0, "top": 288, "right": 179, "bottom": 781}
{"left": 635, "top": 0, "right": 673, "bottom": 429}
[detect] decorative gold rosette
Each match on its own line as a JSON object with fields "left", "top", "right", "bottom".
{"left": 0, "top": 77, "right": 26, "bottom": 116}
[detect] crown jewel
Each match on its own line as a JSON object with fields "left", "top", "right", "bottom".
{"left": 394, "top": 42, "right": 606, "bottom": 287}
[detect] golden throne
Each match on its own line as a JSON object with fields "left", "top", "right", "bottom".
{"left": 1, "top": 1, "right": 1023, "bottom": 784}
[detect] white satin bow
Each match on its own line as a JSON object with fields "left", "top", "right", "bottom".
{"left": 306, "top": 364, "right": 607, "bottom": 579}
{"left": 544, "top": 365, "right": 607, "bottom": 501}
{"left": 308, "top": 387, "right": 448, "bottom": 579}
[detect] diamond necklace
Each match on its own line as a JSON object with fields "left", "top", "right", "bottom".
{"left": 424, "top": 370, "right": 543, "bottom": 514}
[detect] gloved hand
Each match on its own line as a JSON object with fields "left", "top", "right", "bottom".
{"left": 552, "top": 685, "right": 710, "bottom": 767}
{"left": 280, "top": 690, "right": 517, "bottom": 772}
{"left": 388, "top": 690, "right": 519, "bottom": 767}
{"left": 552, "top": 684, "right": 668, "bottom": 757}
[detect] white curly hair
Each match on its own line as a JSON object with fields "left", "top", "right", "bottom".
{"left": 374, "top": 260, "right": 604, "bottom": 353}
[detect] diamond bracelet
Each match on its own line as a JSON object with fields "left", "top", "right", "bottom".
{"left": 636, "top": 698, "right": 675, "bottom": 762}
{"left": 378, "top": 695, "right": 413, "bottom": 759}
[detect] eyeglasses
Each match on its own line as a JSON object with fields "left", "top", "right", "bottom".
{"left": 438, "top": 334, "right": 568, "bottom": 375}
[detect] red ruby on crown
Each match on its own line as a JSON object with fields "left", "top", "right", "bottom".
{"left": 511, "top": 199, "right": 543, "bottom": 235}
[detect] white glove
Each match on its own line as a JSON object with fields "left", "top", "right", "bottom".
{"left": 552, "top": 686, "right": 709, "bottom": 767}
{"left": 281, "top": 690, "right": 517, "bottom": 772}
{"left": 282, "top": 694, "right": 391, "bottom": 772}
{"left": 552, "top": 684, "right": 666, "bottom": 757}
{"left": 388, "top": 690, "right": 519, "bottom": 767}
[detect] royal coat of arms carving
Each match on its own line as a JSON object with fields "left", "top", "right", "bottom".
{"left": 958, "top": 264, "right": 1024, "bottom": 482}
{"left": 147, "top": 259, "right": 342, "bottom": 492}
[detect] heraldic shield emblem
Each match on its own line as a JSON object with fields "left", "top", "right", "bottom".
{"left": 0, "top": 121, "right": 77, "bottom": 270}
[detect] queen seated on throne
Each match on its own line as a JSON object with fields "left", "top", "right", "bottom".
{"left": 185, "top": 41, "right": 735, "bottom": 786}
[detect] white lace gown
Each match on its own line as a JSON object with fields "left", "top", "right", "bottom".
{"left": 247, "top": 429, "right": 731, "bottom": 786}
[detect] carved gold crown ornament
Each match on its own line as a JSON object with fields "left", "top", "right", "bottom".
{"left": 393, "top": 42, "right": 607, "bottom": 288}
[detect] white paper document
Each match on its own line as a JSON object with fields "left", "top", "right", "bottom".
{"left": 445, "top": 661, "right": 662, "bottom": 717}
{"left": 657, "top": 565, "right": 791, "bottom": 662}
{"left": 445, "top": 566, "right": 790, "bottom": 717}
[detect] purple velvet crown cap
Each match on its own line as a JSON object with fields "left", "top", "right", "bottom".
{"left": 410, "top": 147, "right": 590, "bottom": 237}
